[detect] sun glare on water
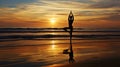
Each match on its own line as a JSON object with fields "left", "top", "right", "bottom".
{"left": 51, "top": 40, "right": 56, "bottom": 49}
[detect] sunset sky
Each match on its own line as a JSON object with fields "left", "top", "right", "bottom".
{"left": 0, "top": 0, "right": 120, "bottom": 28}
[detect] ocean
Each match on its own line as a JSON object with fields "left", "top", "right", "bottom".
{"left": 0, "top": 28, "right": 120, "bottom": 67}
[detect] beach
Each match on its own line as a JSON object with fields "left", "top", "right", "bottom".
{"left": 46, "top": 55, "right": 120, "bottom": 67}
{"left": 0, "top": 0, "right": 120, "bottom": 67}
{"left": 0, "top": 28, "right": 120, "bottom": 67}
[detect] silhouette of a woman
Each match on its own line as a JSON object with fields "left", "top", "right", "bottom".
{"left": 63, "top": 11, "right": 75, "bottom": 63}
{"left": 64, "top": 11, "right": 74, "bottom": 31}
{"left": 68, "top": 11, "right": 74, "bottom": 28}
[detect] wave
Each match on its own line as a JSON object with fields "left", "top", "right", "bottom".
{"left": 0, "top": 28, "right": 120, "bottom": 33}
{"left": 0, "top": 28, "right": 120, "bottom": 41}
{"left": 0, "top": 40, "right": 120, "bottom": 48}
{"left": 0, "top": 34, "right": 120, "bottom": 41}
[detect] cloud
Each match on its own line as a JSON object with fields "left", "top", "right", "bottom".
{"left": 89, "top": 0, "right": 120, "bottom": 8}
{"left": 0, "top": 0, "right": 38, "bottom": 7}
{"left": 82, "top": 10, "right": 120, "bottom": 22}
{"left": 97, "top": 12, "right": 120, "bottom": 21}
{"left": 0, "top": 0, "right": 89, "bottom": 21}
{"left": 0, "top": 0, "right": 120, "bottom": 28}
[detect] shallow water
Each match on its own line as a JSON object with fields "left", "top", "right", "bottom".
{"left": 0, "top": 28, "right": 120, "bottom": 67}
{"left": 0, "top": 39, "right": 120, "bottom": 67}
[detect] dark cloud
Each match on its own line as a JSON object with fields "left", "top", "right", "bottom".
{"left": 79, "top": 10, "right": 120, "bottom": 22}
{"left": 97, "top": 10, "right": 120, "bottom": 21}
{"left": 89, "top": 0, "right": 120, "bottom": 8}
{"left": 101, "top": 14, "right": 120, "bottom": 21}
{"left": 57, "top": 13, "right": 68, "bottom": 16}
{"left": 87, "top": 14, "right": 120, "bottom": 22}
{"left": 0, "top": 0, "right": 38, "bottom": 7}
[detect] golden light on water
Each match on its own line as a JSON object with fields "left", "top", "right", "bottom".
{"left": 51, "top": 32, "right": 56, "bottom": 35}
{"left": 51, "top": 40, "right": 56, "bottom": 49}
{"left": 52, "top": 45, "right": 55, "bottom": 49}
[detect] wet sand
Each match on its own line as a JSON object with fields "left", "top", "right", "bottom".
{"left": 46, "top": 52, "right": 120, "bottom": 67}
{"left": 0, "top": 39, "right": 120, "bottom": 67}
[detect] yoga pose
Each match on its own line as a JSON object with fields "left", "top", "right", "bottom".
{"left": 64, "top": 11, "right": 74, "bottom": 31}
{"left": 68, "top": 11, "right": 74, "bottom": 28}
{"left": 63, "top": 11, "right": 75, "bottom": 63}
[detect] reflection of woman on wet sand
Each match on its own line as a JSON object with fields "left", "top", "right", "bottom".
{"left": 69, "top": 50, "right": 75, "bottom": 63}
{"left": 63, "top": 11, "right": 75, "bottom": 63}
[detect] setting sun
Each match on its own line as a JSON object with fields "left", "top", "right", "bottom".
{"left": 50, "top": 18, "right": 56, "bottom": 24}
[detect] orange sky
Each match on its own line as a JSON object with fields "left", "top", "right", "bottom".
{"left": 0, "top": 0, "right": 120, "bottom": 28}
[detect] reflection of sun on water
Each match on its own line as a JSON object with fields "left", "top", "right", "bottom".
{"left": 52, "top": 40, "right": 55, "bottom": 43}
{"left": 51, "top": 32, "right": 55, "bottom": 35}
{"left": 50, "top": 40, "right": 60, "bottom": 55}
{"left": 52, "top": 45, "right": 55, "bottom": 49}
{"left": 51, "top": 40, "right": 56, "bottom": 49}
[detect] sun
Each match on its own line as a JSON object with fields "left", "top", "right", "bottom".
{"left": 50, "top": 18, "right": 56, "bottom": 24}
